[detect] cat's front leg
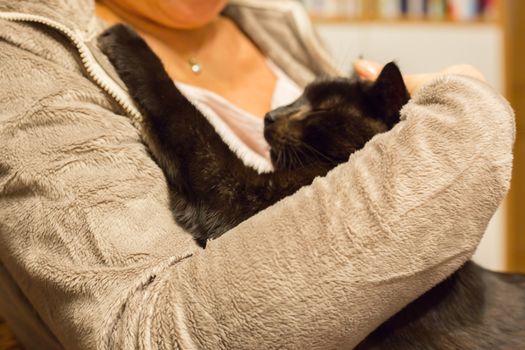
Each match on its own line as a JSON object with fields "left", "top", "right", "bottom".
{"left": 98, "top": 24, "right": 191, "bottom": 119}
{"left": 97, "top": 25, "right": 274, "bottom": 241}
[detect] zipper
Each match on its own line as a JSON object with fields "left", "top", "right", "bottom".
{"left": 0, "top": 12, "right": 143, "bottom": 128}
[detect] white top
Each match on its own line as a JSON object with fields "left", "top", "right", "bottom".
{"left": 174, "top": 59, "right": 303, "bottom": 162}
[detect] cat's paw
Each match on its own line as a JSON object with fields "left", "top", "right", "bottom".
{"left": 98, "top": 24, "right": 141, "bottom": 59}
{"left": 97, "top": 23, "right": 167, "bottom": 82}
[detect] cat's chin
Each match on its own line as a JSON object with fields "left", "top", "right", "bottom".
{"left": 269, "top": 148, "right": 302, "bottom": 171}
{"left": 269, "top": 148, "right": 288, "bottom": 170}
{"left": 269, "top": 148, "right": 279, "bottom": 168}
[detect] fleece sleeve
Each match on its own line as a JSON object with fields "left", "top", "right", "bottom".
{"left": 0, "top": 38, "right": 514, "bottom": 350}
{"left": 139, "top": 76, "right": 514, "bottom": 350}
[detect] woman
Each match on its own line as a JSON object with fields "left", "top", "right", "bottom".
{"left": 0, "top": 0, "right": 513, "bottom": 349}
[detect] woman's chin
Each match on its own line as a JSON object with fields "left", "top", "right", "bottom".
{"left": 158, "top": 0, "right": 227, "bottom": 29}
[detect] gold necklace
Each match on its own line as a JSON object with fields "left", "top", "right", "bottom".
{"left": 188, "top": 55, "right": 202, "bottom": 74}
{"left": 184, "top": 18, "right": 227, "bottom": 76}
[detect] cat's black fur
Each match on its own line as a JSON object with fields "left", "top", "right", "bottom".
{"left": 98, "top": 24, "right": 525, "bottom": 349}
{"left": 98, "top": 24, "right": 408, "bottom": 247}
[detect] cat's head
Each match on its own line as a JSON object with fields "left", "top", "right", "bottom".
{"left": 264, "top": 62, "right": 409, "bottom": 170}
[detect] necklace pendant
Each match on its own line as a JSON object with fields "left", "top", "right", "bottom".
{"left": 188, "top": 57, "right": 202, "bottom": 75}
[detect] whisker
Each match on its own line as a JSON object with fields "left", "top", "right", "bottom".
{"left": 288, "top": 148, "right": 296, "bottom": 170}
{"left": 288, "top": 148, "right": 297, "bottom": 171}
{"left": 273, "top": 134, "right": 341, "bottom": 170}
{"left": 293, "top": 148, "right": 304, "bottom": 169}
{"left": 300, "top": 141, "right": 338, "bottom": 165}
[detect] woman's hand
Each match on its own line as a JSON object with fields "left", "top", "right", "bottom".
{"left": 353, "top": 59, "right": 486, "bottom": 95}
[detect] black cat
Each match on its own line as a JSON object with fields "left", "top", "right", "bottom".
{"left": 98, "top": 24, "right": 525, "bottom": 349}
{"left": 97, "top": 24, "right": 409, "bottom": 247}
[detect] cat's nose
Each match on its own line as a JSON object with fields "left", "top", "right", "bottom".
{"left": 264, "top": 112, "right": 276, "bottom": 127}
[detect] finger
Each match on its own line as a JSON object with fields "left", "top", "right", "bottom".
{"left": 441, "top": 64, "right": 486, "bottom": 82}
{"left": 353, "top": 59, "right": 382, "bottom": 80}
{"left": 402, "top": 73, "right": 435, "bottom": 96}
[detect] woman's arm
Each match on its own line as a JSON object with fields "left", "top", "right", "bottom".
{"left": 0, "top": 38, "right": 514, "bottom": 350}
{"left": 139, "top": 75, "right": 513, "bottom": 350}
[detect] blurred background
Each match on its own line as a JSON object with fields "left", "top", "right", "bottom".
{"left": 301, "top": 0, "right": 524, "bottom": 273}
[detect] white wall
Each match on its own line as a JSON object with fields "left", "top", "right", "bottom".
{"left": 316, "top": 23, "right": 507, "bottom": 271}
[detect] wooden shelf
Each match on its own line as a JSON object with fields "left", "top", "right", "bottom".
{"left": 311, "top": 16, "right": 500, "bottom": 27}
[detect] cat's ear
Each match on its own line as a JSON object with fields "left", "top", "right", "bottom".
{"left": 367, "top": 62, "right": 409, "bottom": 127}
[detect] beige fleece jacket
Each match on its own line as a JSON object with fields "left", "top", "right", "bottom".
{"left": 0, "top": 0, "right": 515, "bottom": 349}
